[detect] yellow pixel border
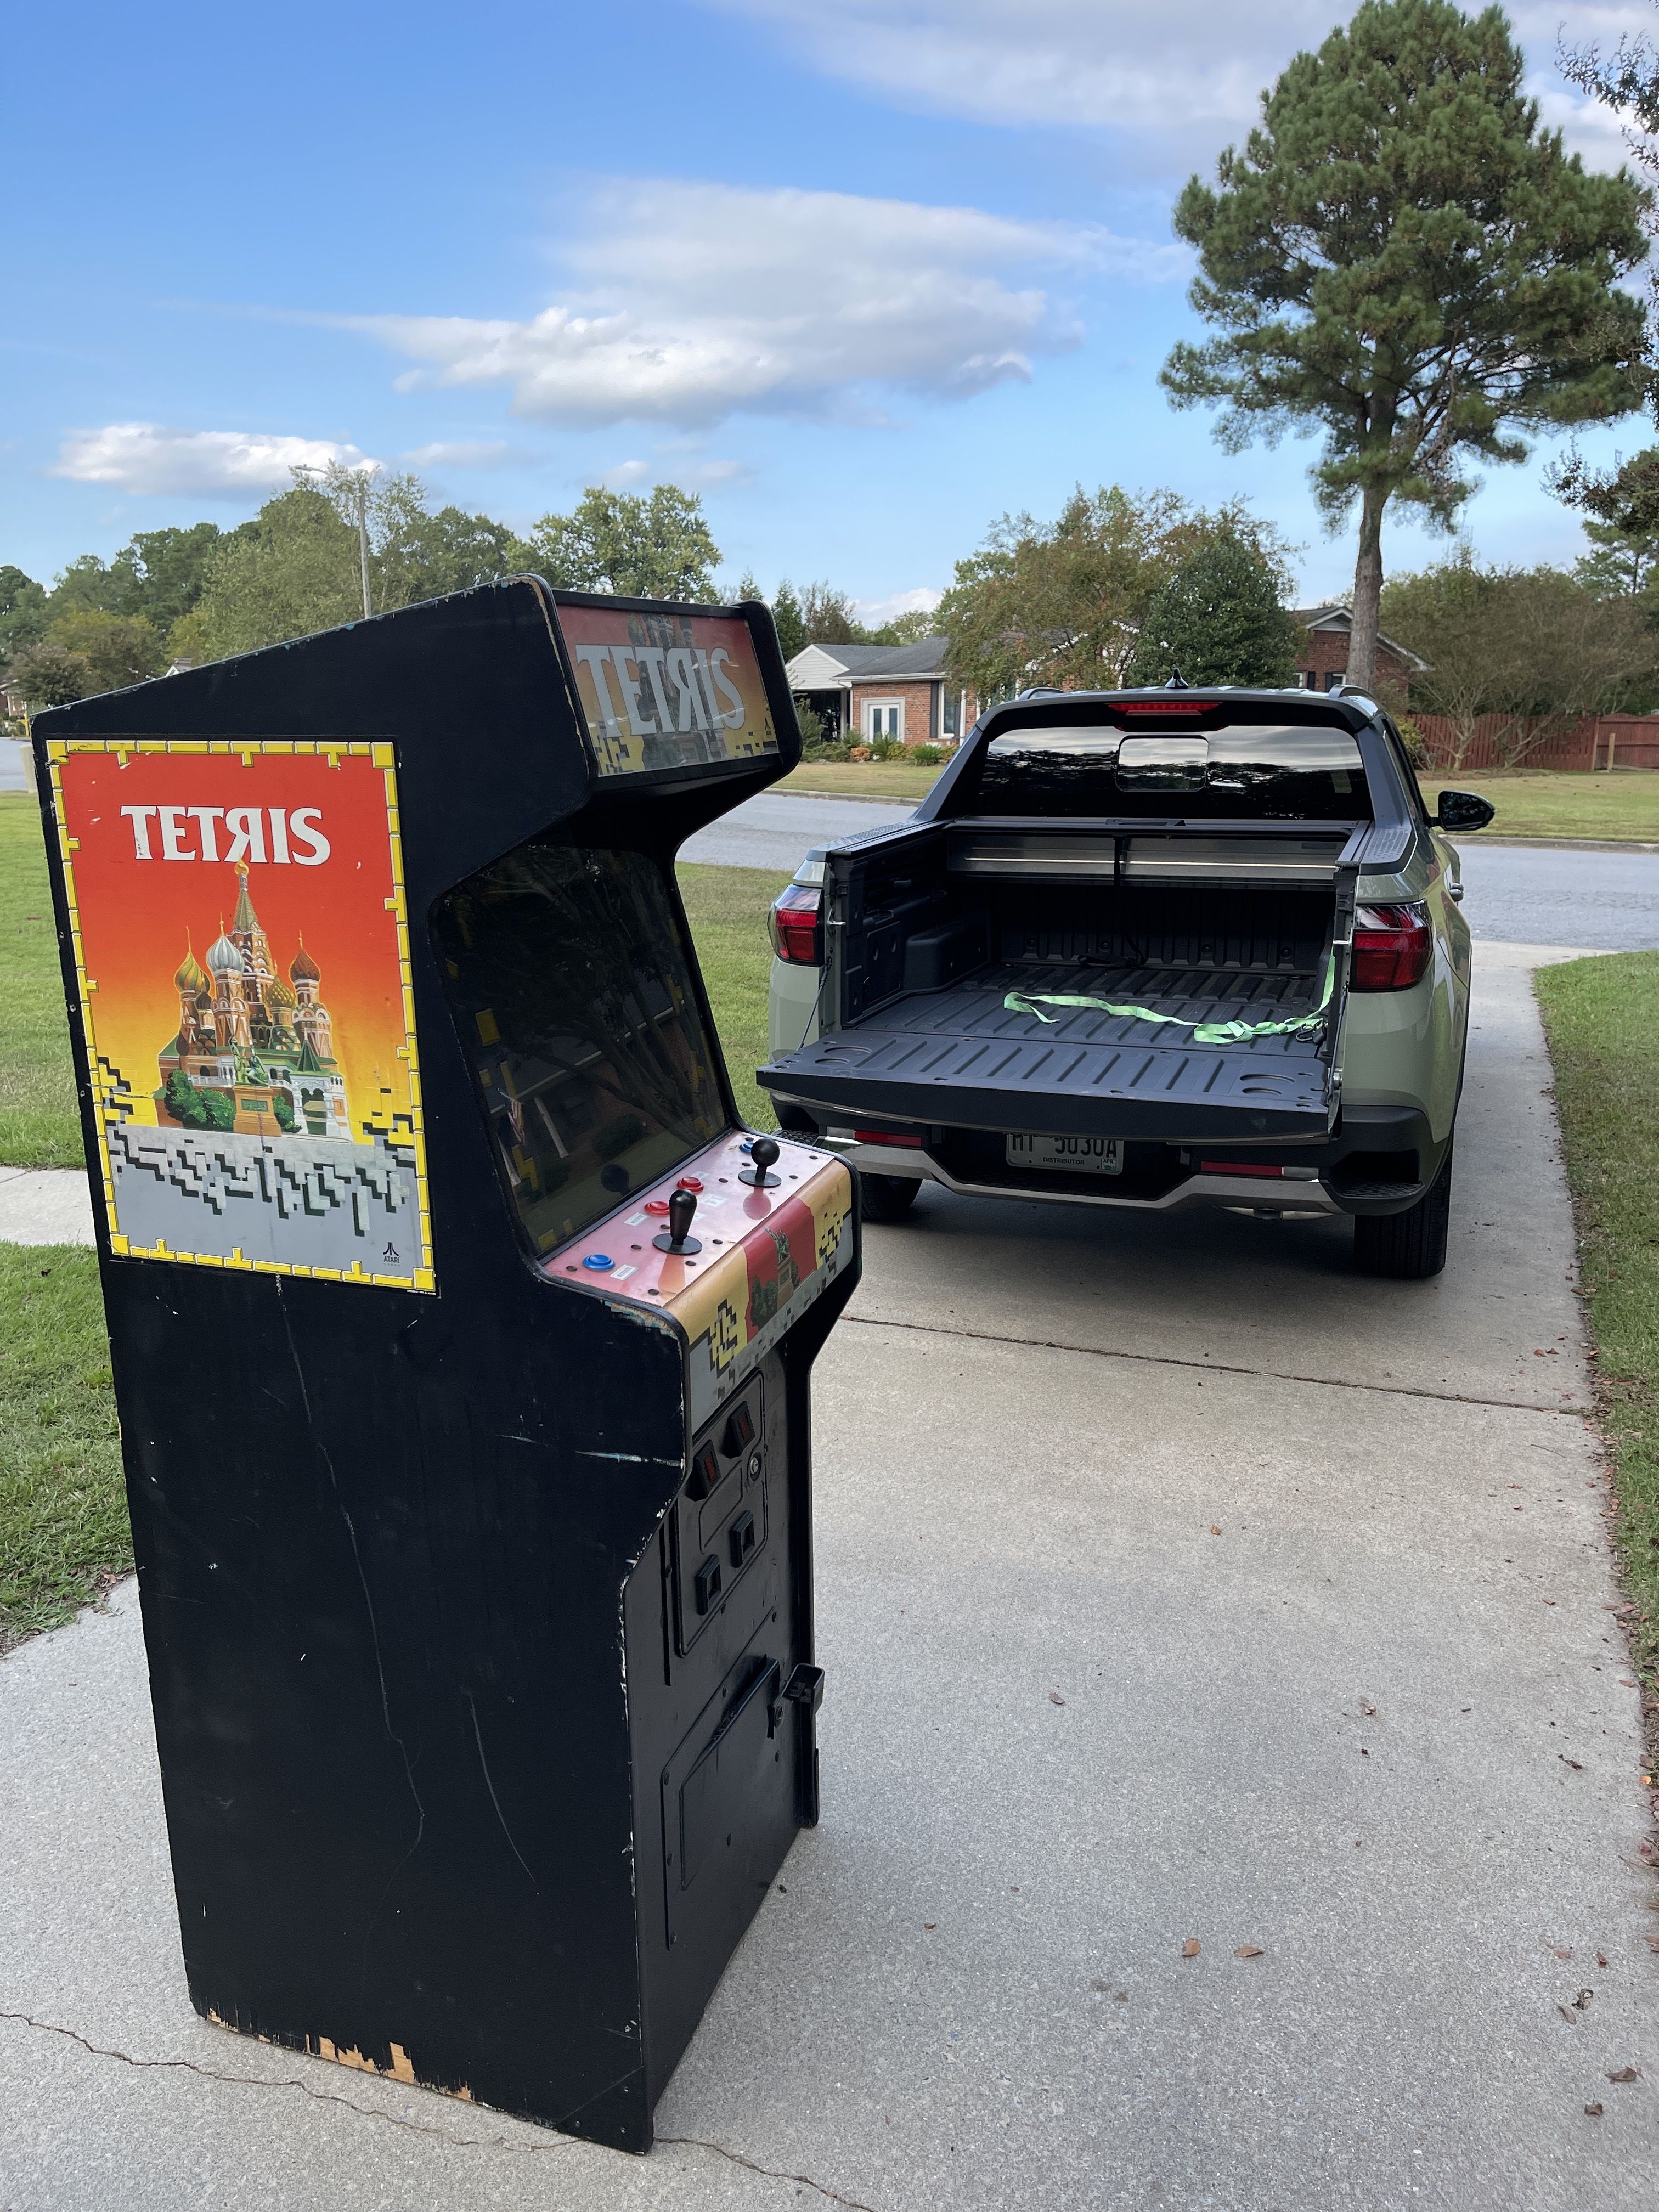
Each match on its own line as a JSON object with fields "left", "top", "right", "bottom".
{"left": 44, "top": 737, "right": 437, "bottom": 1294}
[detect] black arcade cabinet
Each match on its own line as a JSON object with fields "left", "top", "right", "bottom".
{"left": 33, "top": 580, "right": 859, "bottom": 2152}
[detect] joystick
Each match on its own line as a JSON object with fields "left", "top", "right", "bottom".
{"left": 739, "top": 1135, "right": 781, "bottom": 1189}
{"left": 653, "top": 1186, "right": 702, "bottom": 1255}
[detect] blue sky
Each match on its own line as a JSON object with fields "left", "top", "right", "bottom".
{"left": 4, "top": 0, "right": 1650, "bottom": 617}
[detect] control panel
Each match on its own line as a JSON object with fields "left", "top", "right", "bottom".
{"left": 544, "top": 1132, "right": 854, "bottom": 1431}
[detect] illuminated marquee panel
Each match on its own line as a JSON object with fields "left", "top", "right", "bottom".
{"left": 47, "top": 738, "right": 435, "bottom": 1293}
{"left": 554, "top": 603, "right": 779, "bottom": 778}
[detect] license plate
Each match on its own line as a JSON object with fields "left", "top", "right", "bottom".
{"left": 1006, "top": 1133, "right": 1122, "bottom": 1176}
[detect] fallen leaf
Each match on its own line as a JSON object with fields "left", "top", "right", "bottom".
{"left": 1619, "top": 1678, "right": 1637, "bottom": 1688}
{"left": 1234, "top": 1945, "right": 1264, "bottom": 1959}
{"left": 1550, "top": 1946, "right": 1573, "bottom": 1961}
{"left": 924, "top": 1922, "right": 936, "bottom": 1931}
{"left": 1585, "top": 2102, "right": 1604, "bottom": 2118}
{"left": 1574, "top": 1989, "right": 1595, "bottom": 2011}
{"left": 1559, "top": 2005, "right": 1579, "bottom": 2025}
{"left": 1210, "top": 1525, "right": 1222, "bottom": 1536}
{"left": 1182, "top": 1939, "right": 1201, "bottom": 1959}
{"left": 1607, "top": 2067, "right": 1641, "bottom": 2084}
{"left": 1598, "top": 1951, "right": 1609, "bottom": 1969}
{"left": 1359, "top": 1699, "right": 1376, "bottom": 1717}
{"left": 1048, "top": 1690, "right": 1066, "bottom": 1706}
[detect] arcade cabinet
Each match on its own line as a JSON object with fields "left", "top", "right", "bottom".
{"left": 33, "top": 580, "right": 859, "bottom": 2153}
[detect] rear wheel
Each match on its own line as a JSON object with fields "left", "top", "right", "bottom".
{"left": 859, "top": 1172, "right": 922, "bottom": 1223}
{"left": 1353, "top": 1146, "right": 1452, "bottom": 1280}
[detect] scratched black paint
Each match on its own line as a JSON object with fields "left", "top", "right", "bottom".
{"left": 33, "top": 581, "right": 859, "bottom": 2153}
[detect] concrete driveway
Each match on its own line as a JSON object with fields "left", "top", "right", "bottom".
{"left": 2, "top": 944, "right": 1656, "bottom": 2210}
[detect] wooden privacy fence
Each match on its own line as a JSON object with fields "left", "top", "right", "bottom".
{"left": 1410, "top": 713, "right": 1659, "bottom": 774}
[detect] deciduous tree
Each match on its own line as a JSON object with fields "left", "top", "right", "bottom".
{"left": 525, "top": 486, "right": 719, "bottom": 600}
{"left": 1164, "top": 0, "right": 1650, "bottom": 693}
{"left": 4, "top": 640, "right": 94, "bottom": 709}
{"left": 1381, "top": 558, "right": 1658, "bottom": 763}
{"left": 43, "top": 609, "right": 162, "bottom": 693}
{"left": 195, "top": 483, "right": 362, "bottom": 657}
{"left": 1122, "top": 535, "right": 1298, "bottom": 687}
{"left": 936, "top": 485, "right": 1293, "bottom": 704}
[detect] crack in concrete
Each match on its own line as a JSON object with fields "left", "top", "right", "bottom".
{"left": 845, "top": 1311, "right": 1592, "bottom": 1419}
{"left": 2, "top": 2008, "right": 883, "bottom": 2204}
{"left": 0, "top": 2006, "right": 572, "bottom": 2155}
{"left": 658, "top": 2134, "right": 882, "bottom": 2210}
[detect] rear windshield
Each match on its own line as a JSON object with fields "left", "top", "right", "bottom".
{"left": 969, "top": 724, "right": 1370, "bottom": 820}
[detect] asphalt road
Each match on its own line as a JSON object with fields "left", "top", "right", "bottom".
{"left": 2, "top": 942, "right": 1656, "bottom": 2210}
{"left": 681, "top": 789, "right": 1659, "bottom": 950}
{"left": 9, "top": 746, "right": 1659, "bottom": 949}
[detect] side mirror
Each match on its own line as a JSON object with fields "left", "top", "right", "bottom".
{"left": 1435, "top": 789, "right": 1495, "bottom": 834}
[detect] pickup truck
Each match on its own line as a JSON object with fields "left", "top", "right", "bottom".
{"left": 758, "top": 685, "right": 1493, "bottom": 1280}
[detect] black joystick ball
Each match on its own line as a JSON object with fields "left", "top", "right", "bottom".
{"left": 740, "top": 1136, "right": 781, "bottom": 1189}
{"left": 653, "top": 1186, "right": 701, "bottom": 1255}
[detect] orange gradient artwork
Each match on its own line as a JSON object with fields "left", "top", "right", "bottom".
{"left": 48, "top": 740, "right": 434, "bottom": 1291}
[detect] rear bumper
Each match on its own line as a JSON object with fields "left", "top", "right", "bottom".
{"left": 784, "top": 1104, "right": 1446, "bottom": 1219}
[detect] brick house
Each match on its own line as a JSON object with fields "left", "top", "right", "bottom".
{"left": 1293, "top": 604, "right": 1425, "bottom": 696}
{"left": 786, "top": 639, "right": 976, "bottom": 748}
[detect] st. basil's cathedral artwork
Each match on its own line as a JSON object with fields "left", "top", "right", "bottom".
{"left": 159, "top": 865, "right": 350, "bottom": 1143}
{"left": 43, "top": 740, "right": 435, "bottom": 1293}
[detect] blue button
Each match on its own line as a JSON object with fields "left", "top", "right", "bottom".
{"left": 582, "top": 1253, "right": 615, "bottom": 1271}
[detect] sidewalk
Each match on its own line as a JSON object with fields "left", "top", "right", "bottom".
{"left": 2, "top": 946, "right": 1654, "bottom": 2210}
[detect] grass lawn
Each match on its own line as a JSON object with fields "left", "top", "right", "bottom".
{"left": 1434, "top": 770, "right": 1659, "bottom": 845}
{"left": 778, "top": 759, "right": 942, "bottom": 804}
{"left": 0, "top": 1244, "right": 125, "bottom": 1651}
{"left": 1536, "top": 952, "right": 1659, "bottom": 1755}
{"left": 676, "top": 861, "right": 793, "bottom": 1131}
{"left": 0, "top": 794, "right": 80, "bottom": 1168}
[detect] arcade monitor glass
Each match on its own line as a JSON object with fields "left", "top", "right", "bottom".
{"left": 32, "top": 579, "right": 860, "bottom": 2153}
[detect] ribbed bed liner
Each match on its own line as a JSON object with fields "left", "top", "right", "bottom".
{"left": 760, "top": 956, "right": 1339, "bottom": 1142}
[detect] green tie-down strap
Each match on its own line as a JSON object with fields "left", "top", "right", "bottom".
{"left": 1003, "top": 955, "right": 1336, "bottom": 1046}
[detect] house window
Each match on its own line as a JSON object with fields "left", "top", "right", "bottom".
{"left": 862, "top": 699, "right": 904, "bottom": 741}
{"left": 1323, "top": 670, "right": 1346, "bottom": 693}
{"left": 943, "top": 686, "right": 961, "bottom": 737}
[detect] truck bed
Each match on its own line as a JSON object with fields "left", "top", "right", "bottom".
{"left": 764, "top": 953, "right": 1336, "bottom": 1142}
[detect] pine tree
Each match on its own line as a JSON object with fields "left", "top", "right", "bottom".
{"left": 771, "top": 580, "right": 806, "bottom": 661}
{"left": 1163, "top": 0, "right": 1649, "bottom": 692}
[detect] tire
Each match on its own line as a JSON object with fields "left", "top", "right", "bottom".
{"left": 859, "top": 1172, "right": 922, "bottom": 1223}
{"left": 1353, "top": 1146, "right": 1452, "bottom": 1280}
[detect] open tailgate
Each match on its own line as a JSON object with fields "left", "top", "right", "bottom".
{"left": 759, "top": 830, "right": 1359, "bottom": 1146}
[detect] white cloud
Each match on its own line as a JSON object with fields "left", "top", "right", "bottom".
{"left": 697, "top": 1, "right": 1341, "bottom": 135}
{"left": 347, "top": 178, "right": 1173, "bottom": 431}
{"left": 854, "top": 586, "right": 943, "bottom": 625}
{"left": 402, "top": 439, "right": 512, "bottom": 468}
{"left": 701, "top": 1, "right": 1654, "bottom": 172}
{"left": 53, "top": 423, "right": 373, "bottom": 496}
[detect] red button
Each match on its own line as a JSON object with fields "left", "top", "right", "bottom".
{"left": 644, "top": 1199, "right": 672, "bottom": 1216}
{"left": 677, "top": 1176, "right": 704, "bottom": 1192}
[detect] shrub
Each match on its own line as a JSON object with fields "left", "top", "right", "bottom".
{"left": 910, "top": 743, "right": 945, "bottom": 765}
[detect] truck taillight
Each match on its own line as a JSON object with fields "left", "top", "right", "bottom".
{"left": 1351, "top": 902, "right": 1432, "bottom": 991}
{"left": 769, "top": 883, "right": 822, "bottom": 965}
